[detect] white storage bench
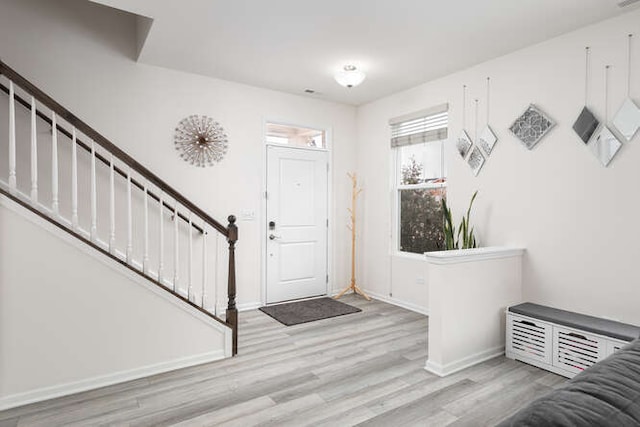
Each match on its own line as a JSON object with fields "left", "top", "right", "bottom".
{"left": 506, "top": 302, "right": 640, "bottom": 378}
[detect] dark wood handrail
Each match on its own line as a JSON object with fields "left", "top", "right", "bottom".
{"left": 0, "top": 81, "right": 205, "bottom": 234}
{"left": 0, "top": 59, "right": 239, "bottom": 356}
{"left": 0, "top": 60, "right": 228, "bottom": 237}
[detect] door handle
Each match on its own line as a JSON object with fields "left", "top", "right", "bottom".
{"left": 269, "top": 234, "right": 281, "bottom": 240}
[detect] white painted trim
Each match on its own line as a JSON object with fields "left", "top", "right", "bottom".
{"left": 260, "top": 119, "right": 333, "bottom": 306}
{"left": 357, "top": 289, "right": 429, "bottom": 316}
{"left": 424, "top": 346, "right": 504, "bottom": 377}
{"left": 392, "top": 251, "right": 426, "bottom": 261}
{"left": 0, "top": 194, "right": 231, "bottom": 335}
{"left": 424, "top": 246, "right": 525, "bottom": 265}
{"left": 0, "top": 350, "right": 226, "bottom": 411}
{"left": 217, "top": 301, "right": 263, "bottom": 314}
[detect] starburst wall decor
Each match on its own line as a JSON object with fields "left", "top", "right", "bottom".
{"left": 174, "top": 115, "right": 228, "bottom": 167}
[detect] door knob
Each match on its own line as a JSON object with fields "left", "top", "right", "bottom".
{"left": 269, "top": 234, "right": 281, "bottom": 240}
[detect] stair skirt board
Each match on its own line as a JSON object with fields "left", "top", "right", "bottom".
{"left": 0, "top": 194, "right": 234, "bottom": 410}
{"left": 0, "top": 194, "right": 232, "bottom": 336}
{"left": 424, "top": 346, "right": 505, "bottom": 377}
{"left": 0, "top": 350, "right": 226, "bottom": 411}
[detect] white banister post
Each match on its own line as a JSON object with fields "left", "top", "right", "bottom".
{"left": 213, "top": 232, "right": 219, "bottom": 316}
{"left": 90, "top": 141, "right": 97, "bottom": 241}
{"left": 143, "top": 181, "right": 149, "bottom": 274}
{"left": 202, "top": 224, "right": 208, "bottom": 310}
{"left": 158, "top": 191, "right": 165, "bottom": 284}
{"left": 188, "top": 212, "right": 193, "bottom": 301}
{"left": 109, "top": 154, "right": 116, "bottom": 253}
{"left": 71, "top": 128, "right": 79, "bottom": 229}
{"left": 8, "top": 81, "right": 16, "bottom": 193}
{"left": 30, "top": 96, "right": 38, "bottom": 204}
{"left": 51, "top": 112, "right": 59, "bottom": 216}
{"left": 173, "top": 203, "right": 179, "bottom": 291}
{"left": 126, "top": 168, "right": 133, "bottom": 263}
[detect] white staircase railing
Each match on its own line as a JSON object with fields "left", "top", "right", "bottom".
{"left": 0, "top": 60, "right": 238, "bottom": 355}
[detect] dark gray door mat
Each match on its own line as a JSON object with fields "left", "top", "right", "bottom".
{"left": 259, "top": 297, "right": 362, "bottom": 326}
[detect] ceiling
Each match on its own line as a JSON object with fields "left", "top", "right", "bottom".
{"left": 89, "top": 0, "right": 635, "bottom": 106}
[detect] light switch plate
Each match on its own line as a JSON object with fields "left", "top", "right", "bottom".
{"left": 240, "top": 209, "right": 255, "bottom": 221}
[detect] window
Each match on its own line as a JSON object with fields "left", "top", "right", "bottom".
{"left": 265, "top": 122, "right": 326, "bottom": 149}
{"left": 391, "top": 105, "right": 448, "bottom": 254}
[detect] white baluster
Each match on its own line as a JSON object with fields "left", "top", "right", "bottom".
{"left": 109, "top": 155, "right": 116, "bottom": 253}
{"left": 188, "top": 213, "right": 193, "bottom": 302}
{"left": 213, "top": 232, "right": 220, "bottom": 316}
{"left": 8, "top": 81, "right": 16, "bottom": 193}
{"left": 51, "top": 112, "right": 59, "bottom": 216}
{"left": 126, "top": 168, "right": 133, "bottom": 263}
{"left": 158, "top": 191, "right": 164, "bottom": 284}
{"left": 30, "top": 97, "right": 38, "bottom": 203}
{"left": 213, "top": 232, "right": 219, "bottom": 316}
{"left": 202, "top": 225, "right": 208, "bottom": 310}
{"left": 173, "top": 203, "right": 179, "bottom": 291}
{"left": 71, "top": 128, "right": 79, "bottom": 229}
{"left": 90, "top": 141, "right": 97, "bottom": 241}
{"left": 143, "top": 181, "right": 149, "bottom": 274}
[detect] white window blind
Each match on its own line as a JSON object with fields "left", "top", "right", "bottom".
{"left": 390, "top": 103, "right": 448, "bottom": 148}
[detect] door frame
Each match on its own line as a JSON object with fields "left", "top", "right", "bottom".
{"left": 260, "top": 119, "right": 333, "bottom": 306}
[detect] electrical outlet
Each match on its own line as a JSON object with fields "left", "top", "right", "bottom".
{"left": 416, "top": 276, "right": 425, "bottom": 285}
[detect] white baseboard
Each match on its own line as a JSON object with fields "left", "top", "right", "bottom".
{"left": 359, "top": 289, "right": 429, "bottom": 316}
{"left": 0, "top": 350, "right": 226, "bottom": 411}
{"left": 237, "top": 301, "right": 263, "bottom": 312}
{"left": 217, "top": 301, "right": 262, "bottom": 314}
{"left": 424, "top": 346, "right": 504, "bottom": 377}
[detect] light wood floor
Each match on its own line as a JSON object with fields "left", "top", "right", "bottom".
{"left": 0, "top": 295, "right": 565, "bottom": 426}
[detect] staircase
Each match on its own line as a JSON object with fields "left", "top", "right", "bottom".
{"left": 0, "top": 60, "right": 238, "bottom": 355}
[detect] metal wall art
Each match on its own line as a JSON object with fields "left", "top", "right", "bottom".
{"left": 478, "top": 77, "right": 498, "bottom": 156}
{"left": 509, "top": 104, "right": 555, "bottom": 150}
{"left": 590, "top": 126, "right": 621, "bottom": 167}
{"left": 467, "top": 145, "right": 485, "bottom": 177}
{"left": 612, "top": 34, "right": 640, "bottom": 142}
{"left": 478, "top": 126, "right": 497, "bottom": 156}
{"left": 573, "top": 106, "right": 600, "bottom": 144}
{"left": 468, "top": 98, "right": 486, "bottom": 175}
{"left": 588, "top": 65, "right": 622, "bottom": 167}
{"left": 457, "top": 130, "right": 472, "bottom": 159}
{"left": 612, "top": 98, "right": 640, "bottom": 142}
{"left": 573, "top": 48, "right": 600, "bottom": 144}
{"left": 458, "top": 85, "right": 472, "bottom": 160}
{"left": 174, "top": 115, "right": 228, "bottom": 167}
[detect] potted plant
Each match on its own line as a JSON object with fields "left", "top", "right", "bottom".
{"left": 442, "top": 190, "right": 478, "bottom": 250}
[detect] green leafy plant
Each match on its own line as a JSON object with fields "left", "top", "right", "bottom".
{"left": 442, "top": 191, "right": 478, "bottom": 250}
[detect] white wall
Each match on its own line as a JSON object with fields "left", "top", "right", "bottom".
{"left": 0, "top": 196, "right": 228, "bottom": 409}
{"left": 0, "top": 0, "right": 358, "bottom": 309}
{"left": 356, "top": 9, "right": 640, "bottom": 324}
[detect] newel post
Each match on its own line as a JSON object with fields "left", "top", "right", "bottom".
{"left": 226, "top": 215, "right": 238, "bottom": 356}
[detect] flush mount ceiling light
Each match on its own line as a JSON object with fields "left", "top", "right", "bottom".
{"left": 334, "top": 65, "right": 366, "bottom": 88}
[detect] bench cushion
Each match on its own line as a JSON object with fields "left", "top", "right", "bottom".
{"left": 509, "top": 303, "right": 640, "bottom": 342}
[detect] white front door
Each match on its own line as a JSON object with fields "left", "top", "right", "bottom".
{"left": 266, "top": 146, "right": 328, "bottom": 303}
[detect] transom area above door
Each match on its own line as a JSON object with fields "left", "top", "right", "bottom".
{"left": 266, "top": 122, "right": 326, "bottom": 150}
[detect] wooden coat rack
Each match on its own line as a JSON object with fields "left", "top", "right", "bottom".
{"left": 335, "top": 173, "right": 370, "bottom": 301}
